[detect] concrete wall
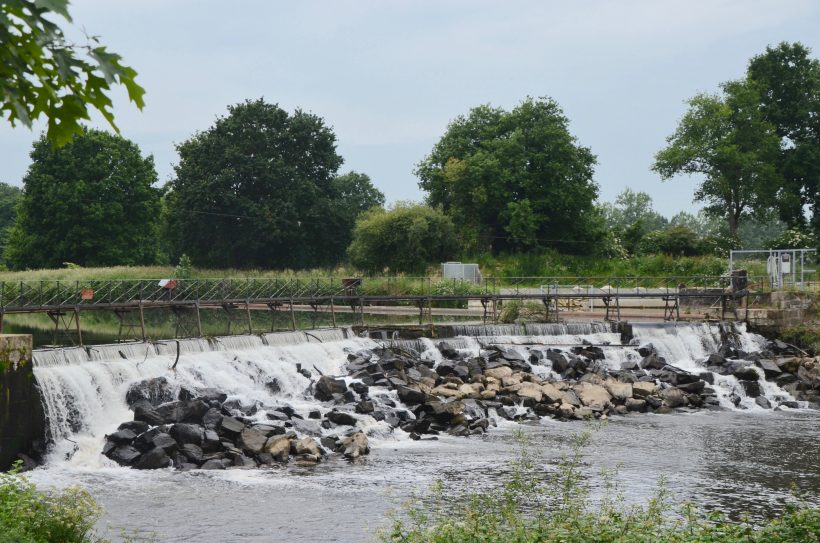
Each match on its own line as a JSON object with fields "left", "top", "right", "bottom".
{"left": 0, "top": 334, "right": 44, "bottom": 470}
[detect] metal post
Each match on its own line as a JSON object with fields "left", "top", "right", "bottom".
{"left": 246, "top": 301, "right": 253, "bottom": 334}
{"left": 139, "top": 301, "right": 146, "bottom": 341}
{"left": 75, "top": 307, "right": 83, "bottom": 346}
{"left": 195, "top": 303, "right": 203, "bottom": 337}
{"left": 290, "top": 298, "right": 297, "bottom": 331}
{"left": 330, "top": 296, "right": 336, "bottom": 328}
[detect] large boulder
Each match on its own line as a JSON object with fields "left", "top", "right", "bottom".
{"left": 603, "top": 380, "right": 632, "bottom": 402}
{"left": 237, "top": 428, "right": 268, "bottom": 454}
{"left": 293, "top": 437, "right": 324, "bottom": 458}
{"left": 632, "top": 381, "right": 656, "bottom": 398}
{"left": 573, "top": 383, "right": 611, "bottom": 412}
{"left": 640, "top": 353, "right": 666, "bottom": 370}
{"left": 732, "top": 366, "right": 760, "bottom": 381}
{"left": 660, "top": 387, "right": 686, "bottom": 408}
{"left": 340, "top": 431, "right": 370, "bottom": 459}
{"left": 314, "top": 376, "right": 347, "bottom": 401}
{"left": 133, "top": 446, "right": 172, "bottom": 470}
{"left": 485, "top": 366, "right": 513, "bottom": 380}
{"left": 125, "top": 377, "right": 176, "bottom": 408}
{"left": 265, "top": 434, "right": 293, "bottom": 463}
{"left": 540, "top": 383, "right": 564, "bottom": 403}
{"left": 397, "top": 385, "right": 427, "bottom": 405}
{"left": 515, "top": 382, "right": 543, "bottom": 403}
{"left": 106, "top": 444, "right": 141, "bottom": 466}
{"left": 169, "top": 423, "right": 203, "bottom": 446}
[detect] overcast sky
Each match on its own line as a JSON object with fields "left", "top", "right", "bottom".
{"left": 1, "top": 0, "right": 818, "bottom": 217}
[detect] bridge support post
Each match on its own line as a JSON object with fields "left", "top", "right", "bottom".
{"left": 245, "top": 300, "right": 253, "bottom": 334}
{"left": 139, "top": 302, "right": 146, "bottom": 341}
{"left": 290, "top": 299, "right": 297, "bottom": 331}
{"left": 330, "top": 297, "right": 337, "bottom": 328}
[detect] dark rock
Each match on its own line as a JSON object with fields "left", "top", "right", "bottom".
{"left": 314, "top": 376, "right": 347, "bottom": 401}
{"left": 698, "top": 372, "right": 715, "bottom": 385}
{"left": 133, "top": 400, "right": 164, "bottom": 426}
{"left": 733, "top": 366, "right": 760, "bottom": 381}
{"left": 194, "top": 388, "right": 228, "bottom": 405}
{"left": 125, "top": 377, "right": 176, "bottom": 408}
{"left": 107, "top": 429, "right": 137, "bottom": 444}
{"left": 133, "top": 446, "right": 172, "bottom": 470}
{"left": 327, "top": 410, "right": 357, "bottom": 426}
{"left": 203, "top": 430, "right": 221, "bottom": 452}
{"left": 200, "top": 458, "right": 228, "bottom": 470}
{"left": 265, "top": 379, "right": 282, "bottom": 394}
{"left": 397, "top": 385, "right": 427, "bottom": 405}
{"left": 355, "top": 400, "right": 375, "bottom": 414}
{"left": 707, "top": 353, "right": 726, "bottom": 366}
{"left": 620, "top": 359, "right": 639, "bottom": 371}
{"left": 438, "top": 342, "right": 460, "bottom": 359}
{"left": 265, "top": 410, "right": 291, "bottom": 421}
{"left": 308, "top": 410, "right": 322, "bottom": 419}
{"left": 779, "top": 400, "right": 800, "bottom": 408}
{"left": 117, "top": 421, "right": 150, "bottom": 435}
{"left": 755, "top": 359, "right": 782, "bottom": 379}
{"left": 637, "top": 343, "right": 655, "bottom": 357}
{"left": 349, "top": 381, "right": 369, "bottom": 395}
{"left": 180, "top": 443, "right": 203, "bottom": 464}
{"left": 218, "top": 416, "right": 245, "bottom": 436}
{"left": 546, "top": 350, "right": 569, "bottom": 373}
{"left": 151, "top": 433, "right": 179, "bottom": 455}
{"left": 645, "top": 395, "right": 662, "bottom": 409}
{"left": 755, "top": 396, "right": 772, "bottom": 409}
{"left": 202, "top": 408, "right": 222, "bottom": 430}
{"left": 738, "top": 380, "right": 761, "bottom": 398}
{"left": 640, "top": 353, "right": 666, "bottom": 370}
{"left": 677, "top": 380, "right": 706, "bottom": 394}
{"left": 106, "top": 445, "right": 141, "bottom": 465}
{"left": 169, "top": 423, "right": 203, "bottom": 446}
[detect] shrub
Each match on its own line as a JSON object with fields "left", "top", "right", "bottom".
{"left": 0, "top": 464, "right": 106, "bottom": 543}
{"left": 347, "top": 203, "right": 458, "bottom": 274}
{"left": 636, "top": 225, "right": 705, "bottom": 256}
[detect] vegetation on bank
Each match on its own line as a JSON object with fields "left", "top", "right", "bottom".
{"left": 380, "top": 431, "right": 820, "bottom": 543}
{"left": 0, "top": 464, "right": 106, "bottom": 543}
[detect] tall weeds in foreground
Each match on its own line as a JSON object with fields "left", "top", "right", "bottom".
{"left": 379, "top": 430, "right": 820, "bottom": 543}
{"left": 0, "top": 463, "right": 107, "bottom": 543}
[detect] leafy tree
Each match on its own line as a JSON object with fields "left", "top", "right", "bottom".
{"left": 653, "top": 80, "right": 782, "bottom": 238}
{"left": 166, "top": 99, "right": 363, "bottom": 269}
{"left": 416, "top": 97, "right": 599, "bottom": 253}
{"left": 328, "top": 171, "right": 385, "bottom": 256}
{"left": 0, "top": 183, "right": 22, "bottom": 266}
{"left": 0, "top": 0, "right": 144, "bottom": 145}
{"left": 600, "top": 189, "right": 668, "bottom": 253}
{"left": 347, "top": 203, "right": 458, "bottom": 274}
{"left": 746, "top": 42, "right": 820, "bottom": 235}
{"left": 5, "top": 129, "right": 161, "bottom": 268}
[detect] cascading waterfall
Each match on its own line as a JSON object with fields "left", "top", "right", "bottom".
{"left": 31, "top": 322, "right": 802, "bottom": 469}
{"left": 33, "top": 329, "right": 377, "bottom": 467}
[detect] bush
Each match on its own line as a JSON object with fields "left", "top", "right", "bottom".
{"left": 380, "top": 431, "right": 820, "bottom": 543}
{"left": 347, "top": 203, "right": 458, "bottom": 274}
{"left": 636, "top": 225, "right": 705, "bottom": 256}
{"left": 0, "top": 464, "right": 106, "bottom": 543}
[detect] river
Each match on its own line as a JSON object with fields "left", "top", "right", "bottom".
{"left": 25, "top": 323, "right": 820, "bottom": 542}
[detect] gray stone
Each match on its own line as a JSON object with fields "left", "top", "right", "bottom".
{"left": 314, "top": 376, "right": 348, "bottom": 401}
{"left": 237, "top": 428, "right": 268, "bottom": 454}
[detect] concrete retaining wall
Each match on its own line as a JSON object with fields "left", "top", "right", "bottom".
{"left": 0, "top": 334, "right": 44, "bottom": 470}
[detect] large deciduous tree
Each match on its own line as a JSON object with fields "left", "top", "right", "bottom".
{"left": 0, "top": 0, "right": 144, "bottom": 145}
{"left": 746, "top": 42, "right": 820, "bottom": 234}
{"left": 653, "top": 80, "right": 782, "bottom": 238}
{"left": 5, "top": 129, "right": 161, "bottom": 268}
{"left": 166, "top": 99, "right": 378, "bottom": 268}
{"left": 347, "top": 203, "right": 458, "bottom": 274}
{"left": 416, "top": 97, "right": 599, "bottom": 254}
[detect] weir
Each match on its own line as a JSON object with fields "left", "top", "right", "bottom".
{"left": 14, "top": 320, "right": 813, "bottom": 472}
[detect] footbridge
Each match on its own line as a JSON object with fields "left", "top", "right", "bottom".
{"left": 0, "top": 275, "right": 761, "bottom": 345}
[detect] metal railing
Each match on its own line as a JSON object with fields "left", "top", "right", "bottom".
{"left": 0, "top": 273, "right": 810, "bottom": 312}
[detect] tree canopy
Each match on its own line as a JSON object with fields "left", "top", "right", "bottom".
{"left": 165, "top": 99, "right": 381, "bottom": 269}
{"left": 347, "top": 203, "right": 458, "bottom": 274}
{"left": 746, "top": 42, "right": 820, "bottom": 234}
{"left": 416, "top": 97, "right": 600, "bottom": 254}
{"left": 653, "top": 79, "right": 781, "bottom": 238}
{"left": 0, "top": 0, "right": 144, "bottom": 145}
{"left": 5, "top": 129, "right": 161, "bottom": 268}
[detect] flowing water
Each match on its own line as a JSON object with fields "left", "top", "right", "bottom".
{"left": 26, "top": 322, "right": 820, "bottom": 542}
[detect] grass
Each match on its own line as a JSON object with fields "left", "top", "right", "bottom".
{"left": 379, "top": 430, "right": 820, "bottom": 543}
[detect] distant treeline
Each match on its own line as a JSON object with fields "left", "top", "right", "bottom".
{"left": 1, "top": 42, "right": 817, "bottom": 274}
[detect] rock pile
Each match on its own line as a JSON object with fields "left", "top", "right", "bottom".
{"left": 104, "top": 379, "right": 369, "bottom": 470}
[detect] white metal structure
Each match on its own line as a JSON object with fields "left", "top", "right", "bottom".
{"left": 441, "top": 262, "right": 482, "bottom": 283}
{"left": 729, "top": 248, "right": 816, "bottom": 289}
